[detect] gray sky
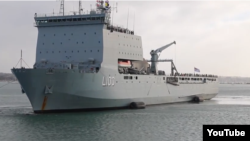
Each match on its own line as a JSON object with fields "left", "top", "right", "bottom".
{"left": 0, "top": 0, "right": 250, "bottom": 77}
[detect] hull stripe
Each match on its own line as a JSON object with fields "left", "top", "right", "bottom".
{"left": 41, "top": 96, "right": 48, "bottom": 110}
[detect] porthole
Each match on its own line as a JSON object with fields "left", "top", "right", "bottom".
{"left": 90, "top": 50, "right": 92, "bottom": 52}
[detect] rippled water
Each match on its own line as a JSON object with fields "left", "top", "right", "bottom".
{"left": 0, "top": 82, "right": 250, "bottom": 141}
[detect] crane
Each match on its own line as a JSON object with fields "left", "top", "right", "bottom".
{"left": 149, "top": 41, "right": 177, "bottom": 75}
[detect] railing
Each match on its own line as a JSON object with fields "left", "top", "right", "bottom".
{"left": 34, "top": 11, "right": 103, "bottom": 18}
{"left": 170, "top": 73, "right": 218, "bottom": 78}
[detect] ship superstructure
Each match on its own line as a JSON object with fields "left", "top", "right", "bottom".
{"left": 12, "top": 1, "right": 218, "bottom": 113}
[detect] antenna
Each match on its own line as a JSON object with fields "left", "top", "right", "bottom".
{"left": 133, "top": 12, "right": 135, "bottom": 32}
{"left": 112, "top": 2, "right": 118, "bottom": 26}
{"left": 126, "top": 8, "right": 129, "bottom": 29}
{"left": 79, "top": 0, "right": 83, "bottom": 15}
{"left": 59, "top": 0, "right": 64, "bottom": 16}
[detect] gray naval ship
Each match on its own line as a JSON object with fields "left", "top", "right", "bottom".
{"left": 12, "top": 0, "right": 218, "bottom": 113}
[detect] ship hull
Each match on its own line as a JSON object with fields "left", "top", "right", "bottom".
{"left": 12, "top": 68, "right": 218, "bottom": 113}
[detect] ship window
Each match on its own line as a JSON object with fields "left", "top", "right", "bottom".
{"left": 59, "top": 51, "right": 61, "bottom": 53}
{"left": 61, "top": 42, "right": 62, "bottom": 44}
{"left": 82, "top": 18, "right": 86, "bottom": 21}
{"left": 99, "top": 41, "right": 101, "bottom": 43}
{"left": 163, "top": 77, "right": 165, "bottom": 80}
{"left": 43, "top": 43, "right": 44, "bottom": 45}
{"left": 73, "top": 18, "right": 77, "bottom": 21}
{"left": 82, "top": 42, "right": 84, "bottom": 44}
{"left": 72, "top": 51, "right": 73, "bottom": 53}
{"left": 71, "top": 33, "right": 73, "bottom": 35}
{"left": 65, "top": 51, "right": 66, "bottom": 53}
{"left": 52, "top": 43, "right": 54, "bottom": 45}
{"left": 44, "top": 34, "right": 45, "bottom": 37}
{"left": 62, "top": 19, "right": 66, "bottom": 22}
{"left": 135, "top": 76, "right": 138, "bottom": 80}
{"left": 130, "top": 76, "right": 133, "bottom": 79}
{"left": 94, "top": 32, "right": 96, "bottom": 34}
{"left": 124, "top": 76, "right": 128, "bottom": 79}
{"left": 182, "top": 78, "right": 184, "bottom": 80}
{"left": 77, "top": 42, "right": 78, "bottom": 44}
{"left": 84, "top": 33, "right": 86, "bottom": 35}
{"left": 98, "top": 50, "right": 99, "bottom": 52}
{"left": 52, "top": 51, "right": 54, "bottom": 53}
{"left": 77, "top": 18, "right": 81, "bottom": 21}
{"left": 78, "top": 50, "right": 79, "bottom": 53}
{"left": 40, "top": 52, "right": 41, "bottom": 54}
{"left": 54, "top": 34, "right": 56, "bottom": 36}
{"left": 64, "top": 34, "right": 66, "bottom": 36}
{"left": 84, "top": 50, "right": 86, "bottom": 52}
{"left": 90, "top": 50, "right": 92, "bottom": 52}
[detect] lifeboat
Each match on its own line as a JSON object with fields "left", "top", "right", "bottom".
{"left": 118, "top": 60, "right": 131, "bottom": 68}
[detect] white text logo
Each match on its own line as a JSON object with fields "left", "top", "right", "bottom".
{"left": 207, "top": 129, "right": 245, "bottom": 136}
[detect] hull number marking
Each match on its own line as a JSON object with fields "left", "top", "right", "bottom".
{"left": 102, "top": 76, "right": 115, "bottom": 86}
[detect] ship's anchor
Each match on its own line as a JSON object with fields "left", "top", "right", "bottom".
{"left": 44, "top": 85, "right": 53, "bottom": 95}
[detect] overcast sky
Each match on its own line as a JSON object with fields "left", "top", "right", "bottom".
{"left": 0, "top": 0, "right": 250, "bottom": 77}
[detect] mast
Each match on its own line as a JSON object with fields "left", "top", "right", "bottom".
{"left": 59, "top": 0, "right": 64, "bottom": 16}
{"left": 20, "top": 50, "right": 22, "bottom": 68}
{"left": 79, "top": 0, "right": 82, "bottom": 15}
